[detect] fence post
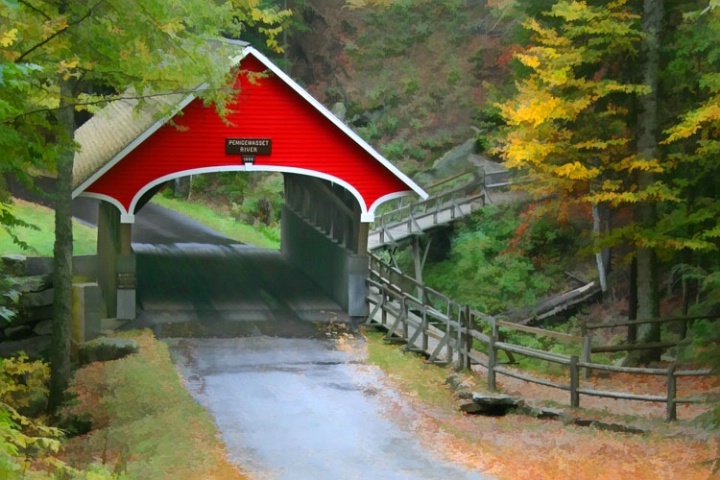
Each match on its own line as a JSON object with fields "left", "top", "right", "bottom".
{"left": 446, "top": 307, "right": 454, "bottom": 367}
{"left": 381, "top": 287, "right": 387, "bottom": 327}
{"left": 401, "top": 296, "right": 409, "bottom": 339}
{"left": 581, "top": 336, "right": 592, "bottom": 379}
{"left": 570, "top": 355, "right": 580, "bottom": 408}
{"left": 464, "top": 305, "right": 472, "bottom": 370}
{"left": 455, "top": 306, "right": 463, "bottom": 371}
{"left": 421, "top": 307, "right": 428, "bottom": 353}
{"left": 488, "top": 333, "right": 497, "bottom": 390}
{"left": 667, "top": 363, "right": 677, "bottom": 421}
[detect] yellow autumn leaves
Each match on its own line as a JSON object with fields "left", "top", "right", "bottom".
{"left": 0, "top": 28, "right": 18, "bottom": 48}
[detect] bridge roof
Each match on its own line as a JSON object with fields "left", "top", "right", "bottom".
{"left": 72, "top": 46, "right": 427, "bottom": 223}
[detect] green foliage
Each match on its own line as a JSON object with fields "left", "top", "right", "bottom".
{"left": 230, "top": 173, "right": 284, "bottom": 226}
{"left": 424, "top": 205, "right": 557, "bottom": 314}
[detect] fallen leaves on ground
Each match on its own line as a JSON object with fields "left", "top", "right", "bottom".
{"left": 365, "top": 331, "right": 720, "bottom": 480}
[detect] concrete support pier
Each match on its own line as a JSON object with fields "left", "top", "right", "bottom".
{"left": 97, "top": 201, "right": 136, "bottom": 320}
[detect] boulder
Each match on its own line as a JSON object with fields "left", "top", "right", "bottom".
{"left": 33, "top": 319, "right": 53, "bottom": 336}
{"left": 0, "top": 335, "right": 52, "bottom": 360}
{"left": 12, "top": 275, "right": 53, "bottom": 294}
{"left": 445, "top": 374, "right": 463, "bottom": 390}
{"left": 4, "top": 324, "right": 34, "bottom": 340}
{"left": 20, "top": 288, "right": 54, "bottom": 309}
{"left": 331, "top": 102, "right": 347, "bottom": 121}
{"left": 2, "top": 254, "right": 27, "bottom": 276}
{"left": 432, "top": 136, "right": 477, "bottom": 177}
{"left": 78, "top": 337, "right": 139, "bottom": 365}
{"left": 15, "top": 305, "right": 53, "bottom": 326}
{"left": 529, "top": 406, "right": 565, "bottom": 420}
{"left": 460, "top": 393, "right": 524, "bottom": 416}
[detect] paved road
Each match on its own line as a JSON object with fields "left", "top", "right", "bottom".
{"left": 169, "top": 336, "right": 490, "bottom": 480}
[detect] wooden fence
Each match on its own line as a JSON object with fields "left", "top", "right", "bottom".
{"left": 366, "top": 253, "right": 715, "bottom": 421}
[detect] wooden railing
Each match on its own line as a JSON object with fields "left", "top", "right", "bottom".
{"left": 366, "top": 253, "right": 716, "bottom": 421}
{"left": 583, "top": 314, "right": 720, "bottom": 355}
{"left": 370, "top": 172, "right": 486, "bottom": 247}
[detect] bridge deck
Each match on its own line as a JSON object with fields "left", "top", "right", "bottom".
{"left": 367, "top": 198, "right": 485, "bottom": 250}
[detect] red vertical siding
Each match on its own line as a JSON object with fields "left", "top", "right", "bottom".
{"left": 84, "top": 53, "right": 411, "bottom": 215}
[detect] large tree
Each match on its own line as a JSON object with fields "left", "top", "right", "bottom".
{"left": 1, "top": 0, "right": 288, "bottom": 408}
{"left": 493, "top": 0, "right": 720, "bottom": 362}
{"left": 494, "top": 1, "right": 674, "bottom": 291}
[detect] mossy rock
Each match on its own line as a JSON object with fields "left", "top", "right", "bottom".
{"left": 78, "top": 337, "right": 139, "bottom": 366}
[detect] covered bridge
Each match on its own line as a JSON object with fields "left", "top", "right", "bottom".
{"left": 71, "top": 45, "right": 427, "bottom": 320}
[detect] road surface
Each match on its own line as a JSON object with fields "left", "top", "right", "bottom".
{"left": 169, "top": 336, "right": 490, "bottom": 480}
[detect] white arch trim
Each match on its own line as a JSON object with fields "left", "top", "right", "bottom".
{"left": 81, "top": 165, "right": 420, "bottom": 224}
{"left": 72, "top": 93, "right": 198, "bottom": 200}
{"left": 83, "top": 164, "right": 397, "bottom": 223}
{"left": 80, "top": 192, "right": 135, "bottom": 223}
{"left": 368, "top": 191, "right": 416, "bottom": 221}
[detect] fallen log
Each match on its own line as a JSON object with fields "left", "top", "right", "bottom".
{"left": 505, "top": 281, "right": 602, "bottom": 326}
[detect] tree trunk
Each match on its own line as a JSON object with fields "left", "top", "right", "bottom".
{"left": 592, "top": 203, "right": 607, "bottom": 293}
{"left": 49, "top": 78, "right": 76, "bottom": 410}
{"left": 626, "top": 0, "right": 664, "bottom": 365}
{"left": 628, "top": 257, "right": 638, "bottom": 343}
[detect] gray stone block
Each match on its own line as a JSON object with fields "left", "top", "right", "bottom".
{"left": 4, "top": 324, "right": 34, "bottom": 340}
{"left": 460, "top": 393, "right": 524, "bottom": 416}
{"left": 12, "top": 275, "right": 53, "bottom": 293}
{"left": 0, "top": 335, "right": 52, "bottom": 359}
{"left": 26, "top": 257, "right": 52, "bottom": 276}
{"left": 33, "top": 319, "right": 53, "bottom": 336}
{"left": 2, "top": 254, "right": 27, "bottom": 276}
{"left": 16, "top": 305, "right": 53, "bottom": 326}
{"left": 20, "top": 288, "right": 54, "bottom": 309}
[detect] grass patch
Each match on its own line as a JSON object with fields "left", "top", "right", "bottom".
{"left": 0, "top": 199, "right": 97, "bottom": 256}
{"left": 151, "top": 196, "right": 280, "bottom": 249}
{"left": 62, "top": 330, "right": 249, "bottom": 480}
{"left": 364, "top": 329, "right": 462, "bottom": 411}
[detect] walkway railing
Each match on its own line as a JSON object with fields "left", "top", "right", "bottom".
{"left": 366, "top": 253, "right": 716, "bottom": 421}
{"left": 369, "top": 170, "right": 487, "bottom": 249}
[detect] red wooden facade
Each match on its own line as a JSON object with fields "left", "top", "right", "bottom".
{"left": 74, "top": 47, "right": 426, "bottom": 223}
